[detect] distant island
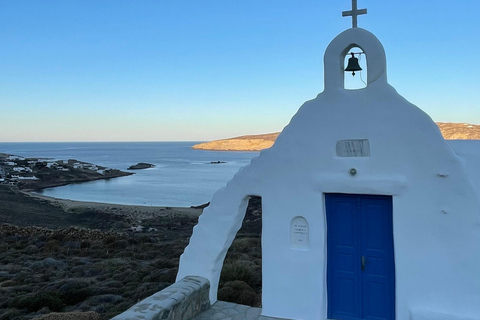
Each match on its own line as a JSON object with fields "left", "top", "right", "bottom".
{"left": 0, "top": 153, "right": 133, "bottom": 190}
{"left": 128, "top": 162, "right": 155, "bottom": 170}
{"left": 192, "top": 122, "right": 480, "bottom": 151}
{"left": 210, "top": 161, "right": 227, "bottom": 164}
{"left": 192, "top": 133, "right": 279, "bottom": 151}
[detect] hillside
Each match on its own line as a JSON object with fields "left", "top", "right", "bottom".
{"left": 192, "top": 122, "right": 480, "bottom": 151}
{"left": 192, "top": 133, "right": 279, "bottom": 151}
{"left": 0, "top": 187, "right": 262, "bottom": 319}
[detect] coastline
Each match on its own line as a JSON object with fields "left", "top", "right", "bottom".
{"left": 21, "top": 171, "right": 134, "bottom": 191}
{"left": 23, "top": 191, "right": 203, "bottom": 219}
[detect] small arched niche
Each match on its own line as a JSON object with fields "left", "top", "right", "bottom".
{"left": 344, "top": 46, "right": 367, "bottom": 90}
{"left": 290, "top": 216, "right": 310, "bottom": 249}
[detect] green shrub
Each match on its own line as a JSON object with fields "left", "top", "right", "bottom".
{"left": 43, "top": 240, "right": 61, "bottom": 253}
{"left": 218, "top": 280, "right": 258, "bottom": 306}
{"left": 80, "top": 240, "right": 91, "bottom": 249}
{"left": 220, "top": 261, "right": 259, "bottom": 288}
{"left": 113, "top": 270, "right": 141, "bottom": 283}
{"left": 48, "top": 233, "right": 65, "bottom": 242}
{"left": 132, "top": 282, "right": 170, "bottom": 301}
{"left": 0, "top": 280, "right": 17, "bottom": 287}
{"left": 103, "top": 236, "right": 118, "bottom": 245}
{"left": 58, "top": 280, "right": 92, "bottom": 305}
{"left": 141, "top": 268, "right": 176, "bottom": 283}
{"left": 14, "top": 292, "right": 65, "bottom": 312}
{"left": 108, "top": 240, "right": 129, "bottom": 251}
{"left": 0, "top": 308, "right": 21, "bottom": 320}
{"left": 231, "top": 237, "right": 260, "bottom": 253}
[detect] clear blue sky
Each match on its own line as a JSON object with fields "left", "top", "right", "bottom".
{"left": 1, "top": 1, "right": 479, "bottom": 142}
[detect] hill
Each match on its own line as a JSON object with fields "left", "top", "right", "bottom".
{"left": 192, "top": 133, "right": 279, "bottom": 151}
{"left": 192, "top": 122, "right": 480, "bottom": 151}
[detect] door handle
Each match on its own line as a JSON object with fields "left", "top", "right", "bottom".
{"left": 361, "top": 256, "right": 366, "bottom": 271}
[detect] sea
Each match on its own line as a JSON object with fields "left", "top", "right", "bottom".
{"left": 0, "top": 142, "right": 259, "bottom": 207}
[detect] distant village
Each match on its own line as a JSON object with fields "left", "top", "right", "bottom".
{"left": 0, "top": 153, "right": 131, "bottom": 189}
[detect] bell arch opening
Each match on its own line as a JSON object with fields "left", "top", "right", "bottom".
{"left": 218, "top": 195, "right": 262, "bottom": 307}
{"left": 344, "top": 46, "right": 367, "bottom": 90}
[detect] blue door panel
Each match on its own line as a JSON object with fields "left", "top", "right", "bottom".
{"left": 326, "top": 194, "right": 395, "bottom": 320}
{"left": 364, "top": 280, "right": 388, "bottom": 320}
{"left": 327, "top": 195, "right": 362, "bottom": 320}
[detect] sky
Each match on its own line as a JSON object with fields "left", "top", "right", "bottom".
{"left": 1, "top": 1, "right": 479, "bottom": 142}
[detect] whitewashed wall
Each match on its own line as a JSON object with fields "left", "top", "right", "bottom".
{"left": 177, "top": 28, "right": 480, "bottom": 320}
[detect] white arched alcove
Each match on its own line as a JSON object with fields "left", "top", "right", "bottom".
{"left": 324, "top": 28, "right": 387, "bottom": 91}
{"left": 344, "top": 46, "right": 368, "bottom": 90}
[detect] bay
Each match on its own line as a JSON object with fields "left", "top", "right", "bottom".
{"left": 0, "top": 142, "right": 258, "bottom": 207}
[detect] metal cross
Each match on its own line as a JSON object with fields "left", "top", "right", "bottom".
{"left": 342, "top": 0, "right": 367, "bottom": 28}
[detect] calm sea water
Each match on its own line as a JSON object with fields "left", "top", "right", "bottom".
{"left": 0, "top": 142, "right": 258, "bottom": 207}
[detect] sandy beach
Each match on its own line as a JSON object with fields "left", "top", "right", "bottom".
{"left": 23, "top": 191, "right": 203, "bottom": 220}
{"left": 0, "top": 184, "right": 203, "bottom": 233}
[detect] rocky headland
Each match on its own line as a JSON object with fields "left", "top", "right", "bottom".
{"left": 192, "top": 133, "right": 279, "bottom": 151}
{"left": 192, "top": 122, "right": 480, "bottom": 151}
{"left": 0, "top": 154, "right": 133, "bottom": 191}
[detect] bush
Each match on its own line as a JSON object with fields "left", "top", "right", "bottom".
{"left": 108, "top": 240, "right": 129, "bottom": 251}
{"left": 0, "top": 308, "right": 21, "bottom": 320}
{"left": 14, "top": 292, "right": 65, "bottom": 312}
{"left": 231, "top": 237, "right": 260, "bottom": 253}
{"left": 58, "top": 280, "right": 92, "bottom": 305}
{"left": 85, "top": 294, "right": 123, "bottom": 305}
{"left": 103, "top": 236, "right": 118, "bottom": 245}
{"left": 38, "top": 311, "right": 101, "bottom": 320}
{"left": 218, "top": 281, "right": 258, "bottom": 306}
{"left": 43, "top": 240, "right": 61, "bottom": 252}
{"left": 132, "top": 282, "right": 170, "bottom": 301}
{"left": 150, "top": 258, "right": 176, "bottom": 269}
{"left": 141, "top": 268, "right": 176, "bottom": 283}
{"left": 80, "top": 240, "right": 91, "bottom": 249}
{"left": 0, "top": 280, "right": 17, "bottom": 287}
{"left": 220, "top": 261, "right": 259, "bottom": 289}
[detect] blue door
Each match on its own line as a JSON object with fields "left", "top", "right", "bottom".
{"left": 326, "top": 194, "right": 395, "bottom": 320}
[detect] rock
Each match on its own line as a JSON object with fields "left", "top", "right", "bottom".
{"left": 127, "top": 163, "right": 155, "bottom": 170}
{"left": 191, "top": 202, "right": 210, "bottom": 209}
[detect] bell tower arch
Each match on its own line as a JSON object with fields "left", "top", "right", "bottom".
{"left": 324, "top": 28, "right": 387, "bottom": 91}
{"left": 344, "top": 46, "right": 367, "bottom": 90}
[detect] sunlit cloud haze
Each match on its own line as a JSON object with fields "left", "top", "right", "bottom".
{"left": 1, "top": 1, "right": 479, "bottom": 142}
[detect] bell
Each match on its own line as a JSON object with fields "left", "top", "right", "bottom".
{"left": 345, "top": 53, "right": 362, "bottom": 76}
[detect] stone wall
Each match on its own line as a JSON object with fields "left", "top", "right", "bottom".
{"left": 111, "top": 276, "right": 210, "bottom": 320}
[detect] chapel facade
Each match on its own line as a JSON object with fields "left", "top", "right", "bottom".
{"left": 177, "top": 3, "right": 480, "bottom": 320}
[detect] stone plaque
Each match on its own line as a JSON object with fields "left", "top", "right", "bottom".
{"left": 290, "top": 216, "right": 309, "bottom": 249}
{"left": 336, "top": 139, "right": 370, "bottom": 157}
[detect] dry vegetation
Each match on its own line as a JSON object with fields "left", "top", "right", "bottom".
{"left": 436, "top": 122, "right": 480, "bottom": 140}
{"left": 0, "top": 187, "right": 262, "bottom": 319}
{"left": 192, "top": 133, "right": 279, "bottom": 151}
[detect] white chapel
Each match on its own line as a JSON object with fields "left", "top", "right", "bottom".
{"left": 177, "top": 2, "right": 480, "bottom": 319}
